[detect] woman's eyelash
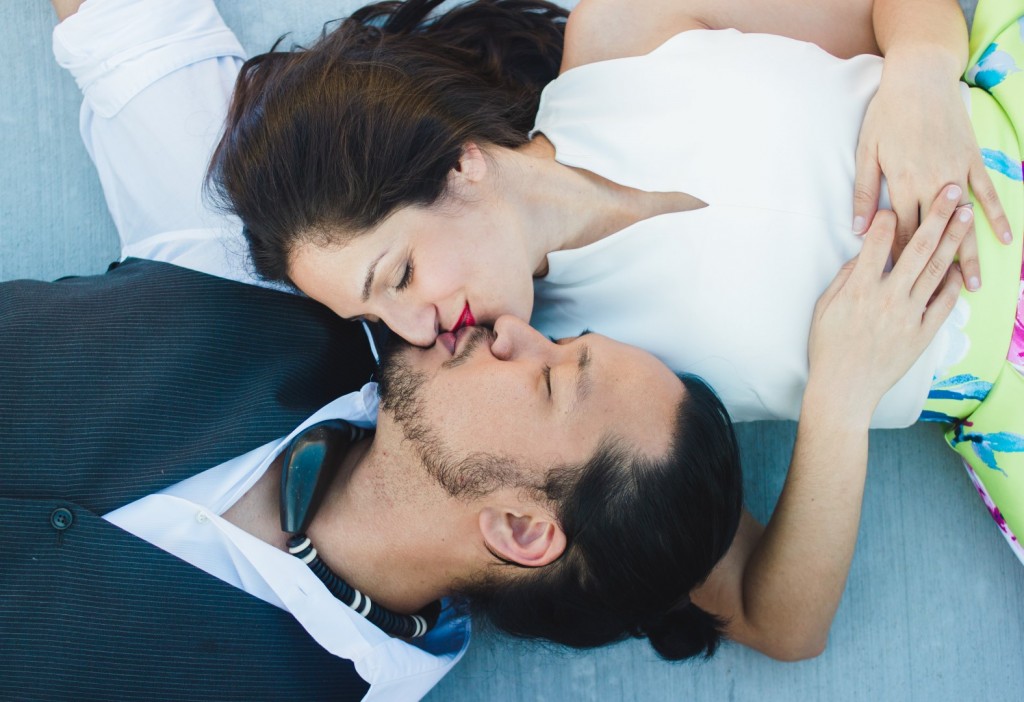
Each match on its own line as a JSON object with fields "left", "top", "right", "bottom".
{"left": 543, "top": 365, "right": 552, "bottom": 396}
{"left": 395, "top": 261, "right": 414, "bottom": 291}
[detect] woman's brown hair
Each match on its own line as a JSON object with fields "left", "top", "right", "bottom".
{"left": 206, "top": 0, "right": 568, "bottom": 283}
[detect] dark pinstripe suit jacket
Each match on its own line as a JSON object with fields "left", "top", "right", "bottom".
{"left": 0, "top": 259, "right": 375, "bottom": 701}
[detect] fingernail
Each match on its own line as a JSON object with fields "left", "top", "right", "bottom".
{"left": 958, "top": 207, "right": 973, "bottom": 222}
{"left": 1002, "top": 230, "right": 1013, "bottom": 244}
{"left": 968, "top": 276, "right": 980, "bottom": 291}
{"left": 852, "top": 216, "right": 866, "bottom": 234}
{"left": 947, "top": 185, "right": 962, "bottom": 200}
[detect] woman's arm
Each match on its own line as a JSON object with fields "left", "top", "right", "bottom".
{"left": 692, "top": 187, "right": 970, "bottom": 660}
{"left": 854, "top": 0, "right": 1013, "bottom": 292}
{"left": 562, "top": 0, "right": 878, "bottom": 72}
{"left": 873, "top": 0, "right": 967, "bottom": 80}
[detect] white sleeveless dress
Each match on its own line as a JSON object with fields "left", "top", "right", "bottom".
{"left": 530, "top": 28, "right": 967, "bottom": 426}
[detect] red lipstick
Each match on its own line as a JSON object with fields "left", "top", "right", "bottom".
{"left": 451, "top": 303, "right": 475, "bottom": 333}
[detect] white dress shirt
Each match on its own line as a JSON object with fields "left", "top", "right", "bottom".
{"left": 53, "top": 1, "right": 469, "bottom": 699}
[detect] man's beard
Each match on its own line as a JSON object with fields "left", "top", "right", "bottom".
{"left": 376, "top": 338, "right": 429, "bottom": 432}
{"left": 376, "top": 336, "right": 525, "bottom": 499}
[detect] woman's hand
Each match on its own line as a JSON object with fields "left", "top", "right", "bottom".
{"left": 852, "top": 52, "right": 1012, "bottom": 292}
{"left": 812, "top": 184, "right": 969, "bottom": 423}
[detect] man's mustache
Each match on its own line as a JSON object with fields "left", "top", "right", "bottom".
{"left": 442, "top": 327, "right": 495, "bottom": 369}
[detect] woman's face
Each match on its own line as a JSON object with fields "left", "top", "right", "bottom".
{"left": 289, "top": 199, "right": 538, "bottom": 347}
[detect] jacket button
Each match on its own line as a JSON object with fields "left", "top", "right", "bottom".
{"left": 50, "top": 507, "right": 74, "bottom": 530}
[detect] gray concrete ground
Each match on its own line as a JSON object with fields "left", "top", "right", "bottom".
{"left": 2, "top": 2, "right": 1021, "bottom": 700}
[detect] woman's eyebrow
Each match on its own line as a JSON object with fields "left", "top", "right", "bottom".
{"left": 361, "top": 250, "right": 389, "bottom": 302}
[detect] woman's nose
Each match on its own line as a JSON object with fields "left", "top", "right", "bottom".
{"left": 389, "top": 303, "right": 439, "bottom": 347}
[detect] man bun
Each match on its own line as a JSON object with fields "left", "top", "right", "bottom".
{"left": 641, "top": 604, "right": 729, "bottom": 661}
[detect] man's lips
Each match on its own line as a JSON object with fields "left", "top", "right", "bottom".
{"left": 437, "top": 325, "right": 482, "bottom": 357}
{"left": 452, "top": 325, "right": 475, "bottom": 354}
{"left": 450, "top": 303, "right": 475, "bottom": 333}
{"left": 438, "top": 331, "right": 456, "bottom": 355}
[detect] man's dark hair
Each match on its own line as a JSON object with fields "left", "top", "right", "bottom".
{"left": 462, "top": 374, "right": 744, "bottom": 661}
{"left": 207, "top": 0, "right": 568, "bottom": 283}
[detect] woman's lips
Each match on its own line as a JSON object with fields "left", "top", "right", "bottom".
{"left": 451, "top": 303, "right": 475, "bottom": 333}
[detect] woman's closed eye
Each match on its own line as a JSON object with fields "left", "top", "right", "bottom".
{"left": 395, "top": 259, "right": 414, "bottom": 291}
{"left": 543, "top": 364, "right": 552, "bottom": 397}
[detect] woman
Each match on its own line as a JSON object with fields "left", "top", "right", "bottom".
{"left": 208, "top": 0, "right": 1023, "bottom": 655}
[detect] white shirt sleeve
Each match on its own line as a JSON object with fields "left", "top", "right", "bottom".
{"left": 52, "top": 0, "right": 271, "bottom": 287}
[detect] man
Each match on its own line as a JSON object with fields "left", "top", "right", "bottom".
{"left": 2, "top": 248, "right": 732, "bottom": 699}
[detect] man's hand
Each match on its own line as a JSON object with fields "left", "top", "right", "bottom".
{"left": 814, "top": 183, "right": 969, "bottom": 421}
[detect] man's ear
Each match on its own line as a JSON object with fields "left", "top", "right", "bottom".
{"left": 450, "top": 142, "right": 488, "bottom": 184}
{"left": 479, "top": 506, "right": 567, "bottom": 567}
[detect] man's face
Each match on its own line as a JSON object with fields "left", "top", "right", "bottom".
{"left": 376, "top": 316, "right": 684, "bottom": 496}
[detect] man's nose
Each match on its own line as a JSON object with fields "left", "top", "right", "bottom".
{"left": 490, "top": 315, "right": 555, "bottom": 360}
{"left": 389, "top": 303, "right": 439, "bottom": 347}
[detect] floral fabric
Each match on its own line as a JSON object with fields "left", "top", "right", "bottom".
{"left": 921, "top": 0, "right": 1024, "bottom": 564}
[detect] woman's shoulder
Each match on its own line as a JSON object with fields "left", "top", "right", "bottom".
{"left": 561, "top": 0, "right": 708, "bottom": 72}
